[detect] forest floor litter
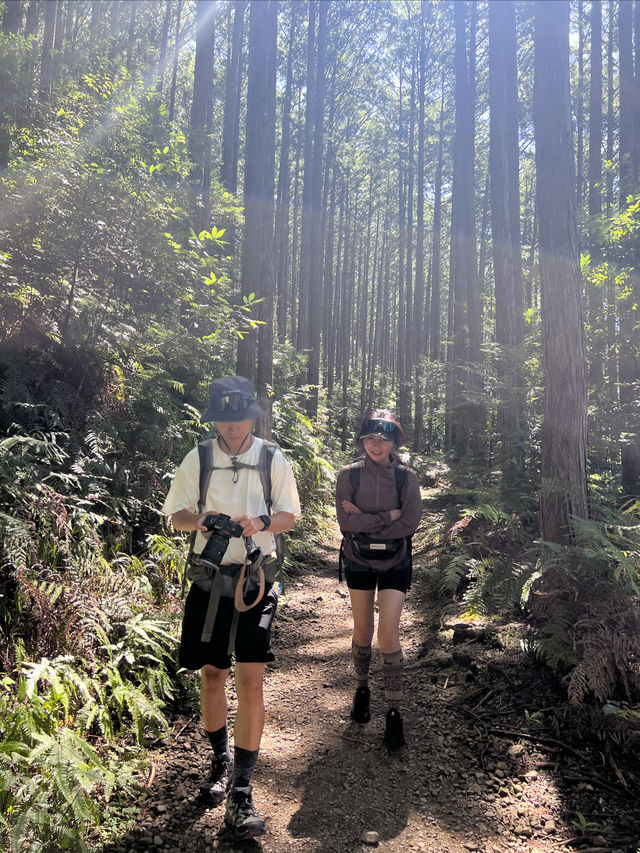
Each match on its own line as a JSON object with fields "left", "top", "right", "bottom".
{"left": 98, "top": 499, "right": 640, "bottom": 853}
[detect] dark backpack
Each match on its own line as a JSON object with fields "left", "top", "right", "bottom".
{"left": 338, "top": 460, "right": 411, "bottom": 580}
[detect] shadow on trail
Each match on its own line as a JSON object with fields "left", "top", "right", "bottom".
{"left": 288, "top": 721, "right": 411, "bottom": 850}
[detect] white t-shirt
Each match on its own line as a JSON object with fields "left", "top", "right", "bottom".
{"left": 162, "top": 437, "right": 301, "bottom": 565}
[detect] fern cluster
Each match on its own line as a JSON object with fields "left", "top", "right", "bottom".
{"left": 0, "top": 611, "right": 179, "bottom": 852}
{"left": 526, "top": 510, "right": 640, "bottom": 704}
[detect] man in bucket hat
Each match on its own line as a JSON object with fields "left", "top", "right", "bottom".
{"left": 162, "top": 376, "right": 300, "bottom": 839}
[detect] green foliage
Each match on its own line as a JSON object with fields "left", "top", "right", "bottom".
{"left": 525, "top": 508, "right": 640, "bottom": 704}
{"left": 0, "top": 609, "right": 178, "bottom": 851}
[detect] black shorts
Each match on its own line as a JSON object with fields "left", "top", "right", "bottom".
{"left": 344, "top": 558, "right": 412, "bottom": 593}
{"left": 178, "top": 582, "right": 278, "bottom": 671}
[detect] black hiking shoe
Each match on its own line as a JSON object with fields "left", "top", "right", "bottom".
{"left": 350, "top": 685, "right": 371, "bottom": 724}
{"left": 224, "top": 785, "right": 266, "bottom": 839}
{"left": 383, "top": 708, "right": 406, "bottom": 751}
{"left": 199, "top": 753, "right": 234, "bottom": 806}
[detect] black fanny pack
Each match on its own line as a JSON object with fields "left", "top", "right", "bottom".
{"left": 351, "top": 533, "right": 405, "bottom": 561}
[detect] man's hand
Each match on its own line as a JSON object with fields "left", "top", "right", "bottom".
{"left": 341, "top": 500, "right": 362, "bottom": 514}
{"left": 231, "top": 514, "right": 264, "bottom": 537}
{"left": 389, "top": 508, "right": 402, "bottom": 521}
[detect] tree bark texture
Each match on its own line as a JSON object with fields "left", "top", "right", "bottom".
{"left": 534, "top": 0, "right": 588, "bottom": 543}
{"left": 489, "top": 0, "right": 524, "bottom": 490}
{"left": 237, "top": 0, "right": 278, "bottom": 437}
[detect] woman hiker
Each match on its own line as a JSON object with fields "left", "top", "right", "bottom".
{"left": 335, "top": 410, "right": 422, "bottom": 751}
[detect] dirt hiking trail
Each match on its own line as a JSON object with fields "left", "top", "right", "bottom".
{"left": 100, "top": 526, "right": 639, "bottom": 853}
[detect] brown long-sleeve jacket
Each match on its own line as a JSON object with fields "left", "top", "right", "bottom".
{"left": 335, "top": 454, "right": 422, "bottom": 571}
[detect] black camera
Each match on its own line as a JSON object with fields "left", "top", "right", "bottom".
{"left": 190, "top": 513, "right": 243, "bottom": 576}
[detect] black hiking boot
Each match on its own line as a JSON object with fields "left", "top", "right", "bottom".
{"left": 199, "top": 753, "right": 234, "bottom": 806}
{"left": 383, "top": 708, "right": 406, "bottom": 751}
{"left": 224, "top": 785, "right": 266, "bottom": 839}
{"left": 350, "top": 684, "right": 371, "bottom": 724}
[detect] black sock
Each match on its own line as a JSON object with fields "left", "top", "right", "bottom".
{"left": 232, "top": 746, "right": 259, "bottom": 788}
{"left": 206, "top": 724, "right": 230, "bottom": 757}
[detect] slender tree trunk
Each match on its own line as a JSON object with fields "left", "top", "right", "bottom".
{"left": 450, "top": 0, "right": 479, "bottom": 458}
{"left": 275, "top": 3, "right": 297, "bottom": 344}
{"left": 619, "top": 0, "right": 634, "bottom": 203}
{"left": 534, "top": 0, "right": 588, "bottom": 543}
{"left": 430, "top": 85, "right": 444, "bottom": 363}
{"left": 618, "top": 0, "right": 640, "bottom": 492}
{"left": 156, "top": 0, "right": 171, "bottom": 92}
{"left": 588, "top": 0, "right": 604, "bottom": 393}
{"left": 237, "top": 0, "right": 278, "bottom": 436}
{"left": 576, "top": 1, "right": 585, "bottom": 210}
{"left": 489, "top": 0, "right": 524, "bottom": 492}
{"left": 306, "top": 0, "right": 328, "bottom": 417}
{"left": 40, "top": 0, "right": 58, "bottom": 101}
{"left": 189, "top": 0, "right": 216, "bottom": 230}
{"left": 296, "top": 0, "right": 317, "bottom": 353}
{"left": 169, "top": 1, "right": 182, "bottom": 123}
{"left": 605, "top": 2, "right": 614, "bottom": 213}
{"left": 2, "top": 0, "right": 21, "bottom": 34}
{"left": 221, "top": 1, "right": 245, "bottom": 195}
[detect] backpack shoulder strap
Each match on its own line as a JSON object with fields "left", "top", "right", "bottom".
{"left": 197, "top": 439, "right": 216, "bottom": 512}
{"left": 348, "top": 459, "right": 364, "bottom": 498}
{"left": 394, "top": 463, "right": 407, "bottom": 503}
{"left": 258, "top": 441, "right": 277, "bottom": 511}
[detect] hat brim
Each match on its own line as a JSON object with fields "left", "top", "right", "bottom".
{"left": 201, "top": 400, "right": 264, "bottom": 423}
{"left": 360, "top": 432, "right": 395, "bottom": 441}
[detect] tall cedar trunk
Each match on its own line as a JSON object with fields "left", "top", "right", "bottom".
{"left": 306, "top": 0, "right": 328, "bottom": 417}
{"left": 168, "top": 1, "right": 182, "bottom": 123}
{"left": 156, "top": 1, "right": 171, "bottom": 92}
{"left": 635, "top": 0, "right": 640, "bottom": 185}
{"left": 588, "top": 1, "right": 603, "bottom": 219}
{"left": 64, "top": 0, "right": 74, "bottom": 66}
{"left": 588, "top": 0, "right": 604, "bottom": 393}
{"left": 0, "top": 0, "right": 21, "bottom": 171}
{"left": 126, "top": 1, "right": 137, "bottom": 74}
{"left": 2, "top": 0, "right": 21, "bottom": 34}
{"left": 489, "top": 0, "right": 524, "bottom": 491}
{"left": 275, "top": 3, "right": 297, "bottom": 343}
{"left": 430, "top": 86, "right": 444, "bottom": 363}
{"left": 450, "top": 0, "right": 478, "bottom": 458}
{"left": 22, "top": 0, "right": 39, "bottom": 80}
{"left": 221, "top": 1, "right": 245, "bottom": 195}
{"left": 401, "top": 60, "right": 416, "bottom": 430}
{"left": 413, "top": 2, "right": 428, "bottom": 451}
{"left": 618, "top": 0, "right": 640, "bottom": 492}
{"left": 534, "top": 0, "right": 588, "bottom": 543}
{"left": 466, "top": 2, "right": 483, "bottom": 454}
{"left": 296, "top": 1, "right": 317, "bottom": 353}
{"left": 576, "top": 2, "right": 585, "bottom": 208}
{"left": 40, "top": 0, "right": 58, "bottom": 100}
{"left": 619, "top": 0, "right": 634, "bottom": 203}
{"left": 52, "top": 0, "right": 64, "bottom": 82}
{"left": 340, "top": 184, "right": 352, "bottom": 450}
{"left": 189, "top": 0, "right": 215, "bottom": 231}
{"left": 397, "top": 66, "right": 408, "bottom": 425}
{"left": 605, "top": 3, "right": 614, "bottom": 213}
{"left": 237, "top": 0, "right": 278, "bottom": 437}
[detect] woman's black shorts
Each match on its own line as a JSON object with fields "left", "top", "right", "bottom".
{"left": 178, "top": 582, "right": 278, "bottom": 671}
{"left": 344, "top": 558, "right": 412, "bottom": 593}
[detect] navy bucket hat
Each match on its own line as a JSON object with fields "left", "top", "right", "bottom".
{"left": 201, "top": 375, "right": 264, "bottom": 423}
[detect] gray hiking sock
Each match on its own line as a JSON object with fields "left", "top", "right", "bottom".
{"left": 232, "top": 746, "right": 260, "bottom": 789}
{"left": 382, "top": 649, "right": 404, "bottom": 707}
{"left": 351, "top": 640, "right": 372, "bottom": 685}
{"left": 206, "top": 724, "right": 230, "bottom": 757}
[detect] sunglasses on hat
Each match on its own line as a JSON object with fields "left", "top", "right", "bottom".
{"left": 212, "top": 392, "right": 253, "bottom": 414}
{"left": 360, "top": 418, "right": 398, "bottom": 440}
